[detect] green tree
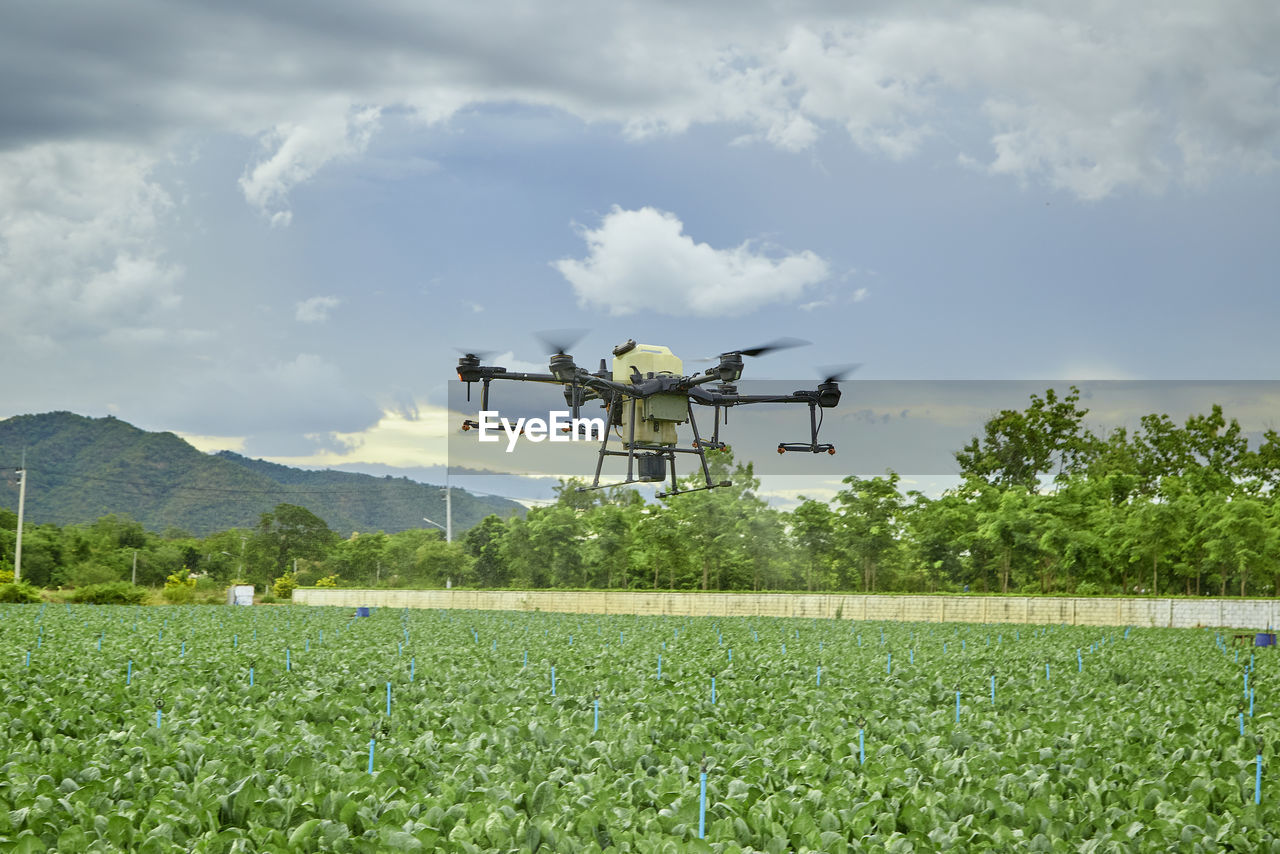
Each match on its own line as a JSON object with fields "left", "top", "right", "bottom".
{"left": 835, "top": 472, "right": 906, "bottom": 592}
{"left": 248, "top": 504, "right": 337, "bottom": 586}
{"left": 955, "top": 386, "right": 1094, "bottom": 489}
{"left": 463, "top": 515, "right": 511, "bottom": 588}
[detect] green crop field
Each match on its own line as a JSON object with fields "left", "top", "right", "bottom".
{"left": 2, "top": 604, "right": 1276, "bottom": 852}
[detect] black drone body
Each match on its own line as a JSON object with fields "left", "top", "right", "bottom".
{"left": 456, "top": 336, "right": 849, "bottom": 497}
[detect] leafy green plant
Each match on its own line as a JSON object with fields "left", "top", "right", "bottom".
{"left": 3, "top": 606, "right": 1277, "bottom": 850}
{"left": 272, "top": 572, "right": 297, "bottom": 599}
{"left": 314, "top": 574, "right": 341, "bottom": 588}
{"left": 0, "top": 581, "right": 41, "bottom": 603}
{"left": 70, "top": 581, "right": 148, "bottom": 604}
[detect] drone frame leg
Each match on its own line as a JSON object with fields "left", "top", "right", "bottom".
{"left": 685, "top": 400, "right": 714, "bottom": 490}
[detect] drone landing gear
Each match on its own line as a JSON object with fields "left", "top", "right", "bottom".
{"left": 777, "top": 401, "right": 835, "bottom": 454}
{"left": 778, "top": 442, "right": 836, "bottom": 454}
{"left": 578, "top": 398, "right": 732, "bottom": 496}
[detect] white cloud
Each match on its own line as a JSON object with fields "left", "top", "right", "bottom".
{"left": 263, "top": 403, "right": 451, "bottom": 469}
{"left": 240, "top": 104, "right": 382, "bottom": 225}
{"left": 0, "top": 142, "right": 183, "bottom": 357}
{"left": 296, "top": 295, "right": 341, "bottom": 323}
{"left": 554, "top": 206, "right": 829, "bottom": 316}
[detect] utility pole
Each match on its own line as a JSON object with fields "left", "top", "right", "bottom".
{"left": 132, "top": 550, "right": 138, "bottom": 585}
{"left": 444, "top": 480, "right": 452, "bottom": 544}
{"left": 13, "top": 464, "right": 25, "bottom": 583}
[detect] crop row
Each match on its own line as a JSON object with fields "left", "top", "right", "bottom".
{"left": 1, "top": 604, "right": 1276, "bottom": 852}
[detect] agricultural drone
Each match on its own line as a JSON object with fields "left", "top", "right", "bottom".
{"left": 456, "top": 333, "right": 852, "bottom": 497}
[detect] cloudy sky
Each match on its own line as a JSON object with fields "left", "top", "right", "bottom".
{"left": 2, "top": 1, "right": 1277, "bottom": 501}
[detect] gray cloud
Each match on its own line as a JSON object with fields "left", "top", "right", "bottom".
{"left": 1, "top": 2, "right": 1275, "bottom": 204}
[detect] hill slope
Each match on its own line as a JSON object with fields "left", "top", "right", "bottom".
{"left": 0, "top": 412, "right": 522, "bottom": 535}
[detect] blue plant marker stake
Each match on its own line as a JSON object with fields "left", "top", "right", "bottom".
{"left": 990, "top": 675, "right": 995, "bottom": 705}
{"left": 286, "top": 648, "right": 291, "bottom": 671}
{"left": 621, "top": 631, "right": 625, "bottom": 645}
{"left": 753, "top": 630, "right": 758, "bottom": 642}
{"left": 249, "top": 667, "right": 254, "bottom": 687}
{"left": 156, "top": 709, "right": 162, "bottom": 728}
{"left": 859, "top": 727, "right": 865, "bottom": 764}
{"left": 1046, "top": 663, "right": 1050, "bottom": 681}
{"left": 569, "top": 634, "right": 573, "bottom": 646}
{"left": 98, "top": 634, "right": 102, "bottom": 651}
{"left": 857, "top": 634, "right": 861, "bottom": 647}
{"left": 305, "top": 638, "right": 310, "bottom": 652}
{"left": 37, "top": 636, "right": 41, "bottom": 649}
{"left": 962, "top": 640, "right": 965, "bottom": 651}
{"left": 234, "top": 634, "right": 238, "bottom": 649}
{"left": 319, "top": 629, "right": 323, "bottom": 645}
{"left": 698, "top": 761, "right": 708, "bottom": 839}
{"left": 1078, "top": 650, "right": 1082, "bottom": 672}
{"left": 181, "top": 641, "right": 185, "bottom": 657}
{"left": 25, "top": 651, "right": 30, "bottom": 667}
{"left": 711, "top": 676, "right": 717, "bottom": 705}
{"left": 410, "top": 657, "right": 415, "bottom": 682}
{"left": 127, "top": 660, "right": 132, "bottom": 685}
{"left": 386, "top": 682, "right": 392, "bottom": 715}
{"left": 943, "top": 642, "right": 947, "bottom": 654}
{"left": 551, "top": 666, "right": 557, "bottom": 696}
{"left": 910, "top": 649, "right": 914, "bottom": 664}
{"left": 782, "top": 643, "right": 786, "bottom": 655}
{"left": 368, "top": 738, "right": 376, "bottom": 775}
{"left": 657, "top": 654, "right": 662, "bottom": 679}
{"left": 887, "top": 652, "right": 892, "bottom": 674}
{"left": 817, "top": 665, "right": 821, "bottom": 686}
{"left": 956, "top": 691, "right": 961, "bottom": 723}
{"left": 728, "top": 648, "right": 732, "bottom": 663}
{"left": 1257, "top": 750, "right": 1263, "bottom": 805}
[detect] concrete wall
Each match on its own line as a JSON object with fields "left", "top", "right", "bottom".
{"left": 292, "top": 588, "right": 1280, "bottom": 630}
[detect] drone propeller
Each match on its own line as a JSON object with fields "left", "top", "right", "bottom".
{"left": 737, "top": 337, "right": 810, "bottom": 358}
{"left": 535, "top": 328, "right": 588, "bottom": 356}
{"left": 694, "top": 337, "right": 811, "bottom": 362}
{"left": 816, "top": 363, "right": 861, "bottom": 384}
{"left": 455, "top": 347, "right": 496, "bottom": 361}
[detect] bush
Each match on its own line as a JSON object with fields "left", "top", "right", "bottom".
{"left": 1075, "top": 581, "right": 1104, "bottom": 597}
{"left": 0, "top": 582, "right": 42, "bottom": 603}
{"left": 259, "top": 592, "right": 278, "bottom": 604}
{"left": 162, "top": 568, "right": 197, "bottom": 603}
{"left": 71, "top": 582, "right": 149, "bottom": 605}
{"left": 272, "top": 572, "right": 297, "bottom": 599}
{"left": 0, "top": 569, "right": 14, "bottom": 584}
{"left": 162, "top": 584, "right": 195, "bottom": 604}
{"left": 314, "top": 574, "right": 341, "bottom": 588}
{"left": 67, "top": 564, "right": 122, "bottom": 587}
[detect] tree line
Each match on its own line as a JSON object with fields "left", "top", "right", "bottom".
{"left": 5, "top": 388, "right": 1280, "bottom": 597}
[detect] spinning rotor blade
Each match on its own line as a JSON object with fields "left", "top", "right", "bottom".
{"left": 535, "top": 328, "right": 588, "bottom": 355}
{"left": 738, "top": 337, "right": 810, "bottom": 358}
{"left": 455, "top": 347, "right": 496, "bottom": 361}
{"left": 694, "top": 337, "right": 811, "bottom": 362}
{"left": 816, "top": 363, "right": 862, "bottom": 383}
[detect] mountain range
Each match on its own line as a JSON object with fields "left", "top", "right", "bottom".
{"left": 0, "top": 412, "right": 522, "bottom": 536}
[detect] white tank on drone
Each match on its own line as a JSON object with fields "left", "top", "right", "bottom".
{"left": 611, "top": 341, "right": 685, "bottom": 446}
